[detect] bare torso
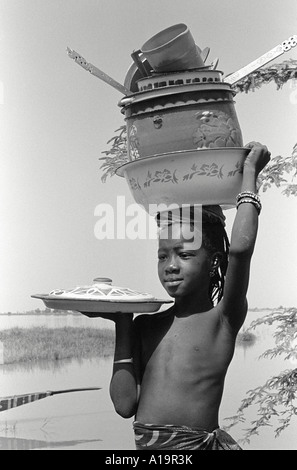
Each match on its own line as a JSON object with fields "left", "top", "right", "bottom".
{"left": 135, "top": 307, "right": 238, "bottom": 431}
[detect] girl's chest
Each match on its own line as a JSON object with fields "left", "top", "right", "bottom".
{"left": 141, "top": 314, "right": 222, "bottom": 363}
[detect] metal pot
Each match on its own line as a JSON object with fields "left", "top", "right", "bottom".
{"left": 119, "top": 70, "right": 243, "bottom": 160}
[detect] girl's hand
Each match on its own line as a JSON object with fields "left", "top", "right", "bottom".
{"left": 244, "top": 142, "right": 271, "bottom": 176}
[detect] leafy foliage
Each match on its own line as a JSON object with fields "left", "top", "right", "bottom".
{"left": 99, "top": 125, "right": 128, "bottom": 182}
{"left": 257, "top": 144, "right": 297, "bottom": 196}
{"left": 224, "top": 308, "right": 297, "bottom": 443}
{"left": 231, "top": 60, "right": 297, "bottom": 94}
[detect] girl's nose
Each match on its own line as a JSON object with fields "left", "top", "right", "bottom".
{"left": 165, "top": 258, "right": 180, "bottom": 274}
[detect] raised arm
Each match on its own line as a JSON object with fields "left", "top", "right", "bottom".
{"left": 219, "top": 142, "right": 271, "bottom": 330}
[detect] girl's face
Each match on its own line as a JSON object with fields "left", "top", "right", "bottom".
{"left": 158, "top": 223, "right": 212, "bottom": 300}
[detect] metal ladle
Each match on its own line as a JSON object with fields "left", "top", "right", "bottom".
{"left": 224, "top": 35, "right": 297, "bottom": 85}
{"left": 67, "top": 47, "right": 132, "bottom": 95}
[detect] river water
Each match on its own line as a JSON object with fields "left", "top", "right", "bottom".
{"left": 0, "top": 312, "right": 296, "bottom": 450}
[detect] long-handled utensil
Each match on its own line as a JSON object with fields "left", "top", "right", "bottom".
{"left": 225, "top": 35, "right": 297, "bottom": 85}
{"left": 67, "top": 35, "right": 296, "bottom": 93}
{"left": 67, "top": 47, "right": 132, "bottom": 95}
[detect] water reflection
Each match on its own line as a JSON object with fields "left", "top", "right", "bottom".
{"left": 0, "top": 356, "right": 135, "bottom": 450}
{"left": 0, "top": 312, "right": 296, "bottom": 450}
{"left": 0, "top": 436, "right": 102, "bottom": 450}
{"left": 1, "top": 357, "right": 76, "bottom": 374}
{"left": 236, "top": 330, "right": 257, "bottom": 350}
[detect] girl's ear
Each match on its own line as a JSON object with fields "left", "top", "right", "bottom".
{"left": 211, "top": 252, "right": 223, "bottom": 270}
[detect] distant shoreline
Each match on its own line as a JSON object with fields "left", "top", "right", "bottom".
{"left": 0, "top": 310, "right": 81, "bottom": 316}
{"left": 0, "top": 306, "right": 284, "bottom": 316}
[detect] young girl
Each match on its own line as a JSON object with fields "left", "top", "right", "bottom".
{"left": 103, "top": 142, "right": 270, "bottom": 450}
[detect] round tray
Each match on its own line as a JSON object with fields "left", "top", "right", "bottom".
{"left": 31, "top": 294, "right": 173, "bottom": 317}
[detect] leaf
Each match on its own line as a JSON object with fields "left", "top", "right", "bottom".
{"left": 224, "top": 308, "right": 297, "bottom": 441}
{"left": 232, "top": 60, "right": 297, "bottom": 94}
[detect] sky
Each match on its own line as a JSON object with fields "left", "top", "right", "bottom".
{"left": 0, "top": 0, "right": 297, "bottom": 313}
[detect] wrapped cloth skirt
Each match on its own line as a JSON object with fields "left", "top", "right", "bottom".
{"left": 133, "top": 421, "right": 242, "bottom": 450}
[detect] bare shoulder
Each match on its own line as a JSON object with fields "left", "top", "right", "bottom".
{"left": 134, "top": 307, "right": 173, "bottom": 327}
{"left": 133, "top": 308, "right": 174, "bottom": 340}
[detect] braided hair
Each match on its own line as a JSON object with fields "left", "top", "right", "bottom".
{"left": 202, "top": 221, "right": 230, "bottom": 305}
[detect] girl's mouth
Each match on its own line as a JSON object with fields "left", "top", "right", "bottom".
{"left": 164, "top": 279, "right": 183, "bottom": 288}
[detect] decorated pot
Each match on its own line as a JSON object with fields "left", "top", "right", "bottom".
{"left": 119, "top": 70, "right": 243, "bottom": 161}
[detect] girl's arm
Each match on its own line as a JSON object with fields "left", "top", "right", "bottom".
{"left": 219, "top": 142, "right": 271, "bottom": 331}
{"left": 109, "top": 314, "right": 140, "bottom": 418}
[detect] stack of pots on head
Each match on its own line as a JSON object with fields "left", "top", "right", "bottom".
{"left": 116, "top": 24, "right": 248, "bottom": 214}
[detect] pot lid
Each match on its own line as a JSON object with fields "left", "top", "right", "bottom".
{"left": 47, "top": 278, "right": 156, "bottom": 302}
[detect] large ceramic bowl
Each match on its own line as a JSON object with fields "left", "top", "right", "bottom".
{"left": 116, "top": 148, "right": 249, "bottom": 214}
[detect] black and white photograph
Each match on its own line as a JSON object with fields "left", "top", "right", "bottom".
{"left": 0, "top": 0, "right": 297, "bottom": 452}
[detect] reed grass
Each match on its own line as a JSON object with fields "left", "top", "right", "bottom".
{"left": 0, "top": 327, "right": 115, "bottom": 364}
{"left": 0, "top": 326, "right": 258, "bottom": 364}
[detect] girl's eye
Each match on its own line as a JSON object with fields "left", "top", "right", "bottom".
{"left": 179, "top": 252, "right": 192, "bottom": 259}
{"left": 158, "top": 254, "right": 167, "bottom": 261}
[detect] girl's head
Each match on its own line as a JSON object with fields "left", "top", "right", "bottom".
{"left": 156, "top": 206, "right": 230, "bottom": 305}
